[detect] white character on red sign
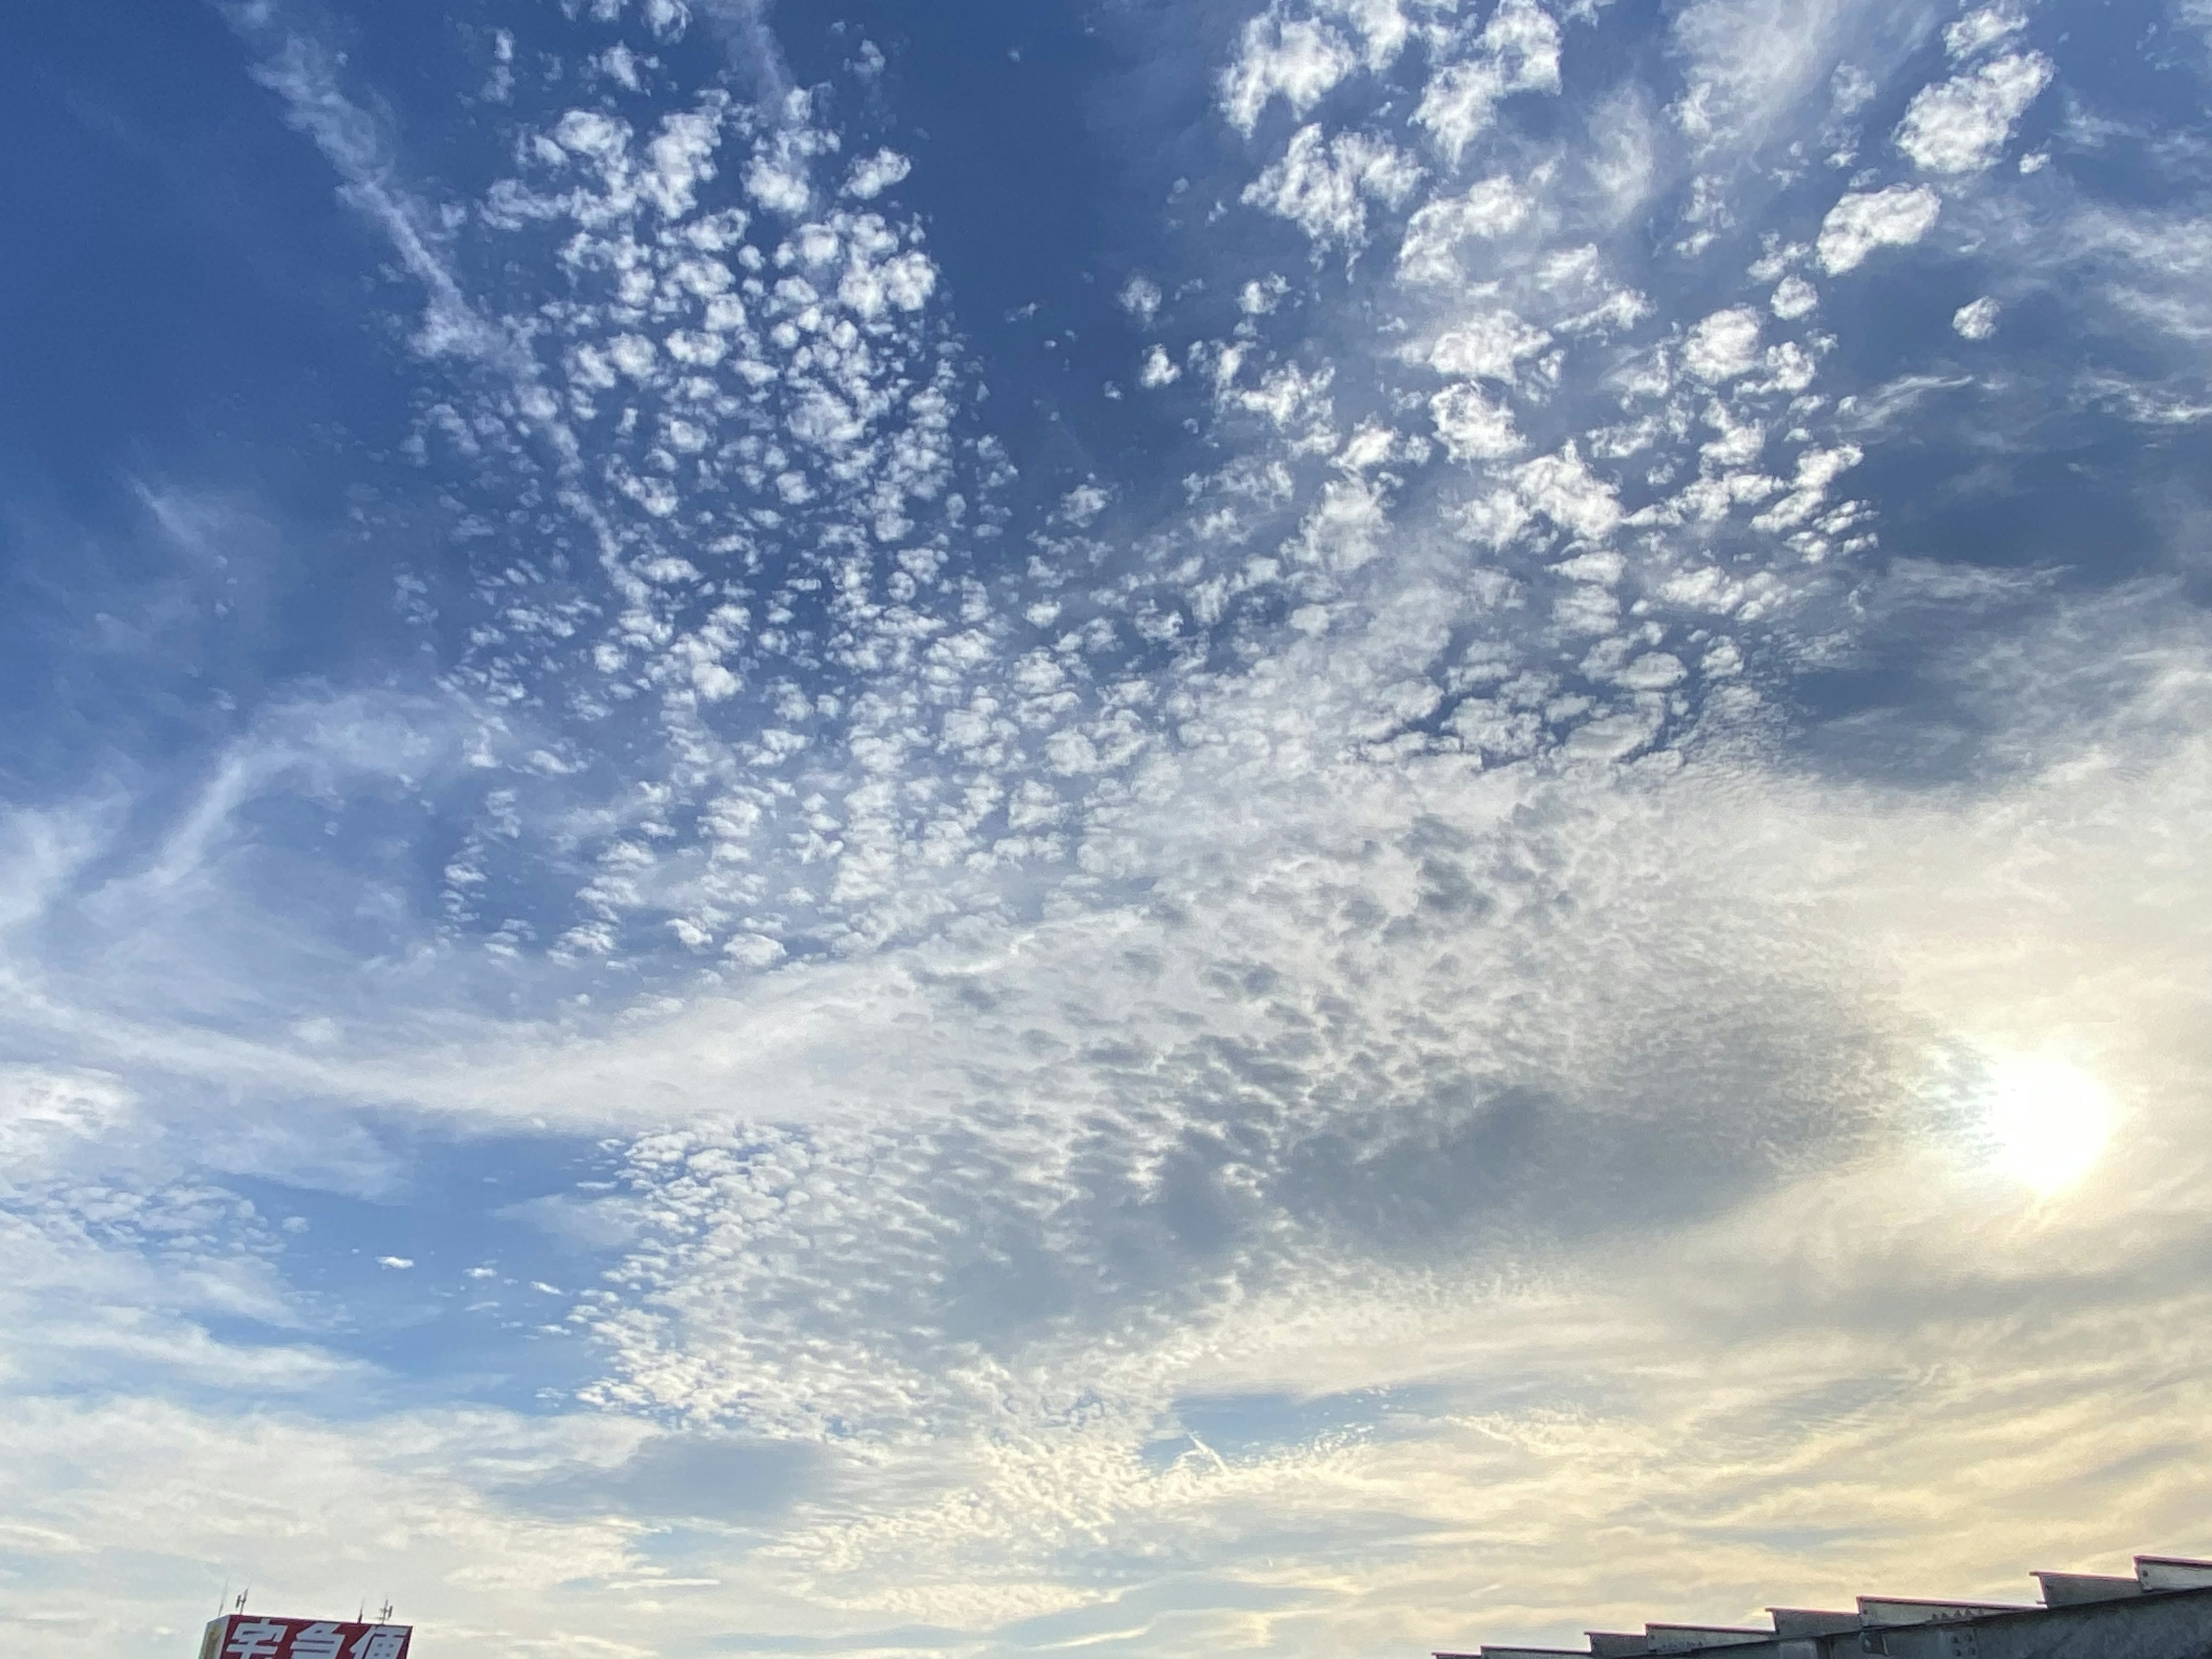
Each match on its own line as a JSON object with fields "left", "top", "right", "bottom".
{"left": 291, "top": 1623, "right": 346, "bottom": 1659}
{"left": 350, "top": 1626, "right": 407, "bottom": 1659}
{"left": 225, "top": 1622, "right": 290, "bottom": 1659}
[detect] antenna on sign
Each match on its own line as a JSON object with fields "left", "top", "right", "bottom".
{"left": 218, "top": 1578, "right": 230, "bottom": 1618}
{"left": 357, "top": 1603, "right": 366, "bottom": 1624}
{"left": 377, "top": 1600, "right": 393, "bottom": 1623}
{"left": 235, "top": 1590, "right": 250, "bottom": 1614}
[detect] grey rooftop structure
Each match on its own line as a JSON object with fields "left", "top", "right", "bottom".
{"left": 1439, "top": 1552, "right": 2212, "bottom": 1659}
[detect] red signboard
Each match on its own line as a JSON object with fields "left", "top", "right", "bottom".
{"left": 198, "top": 1616, "right": 413, "bottom": 1659}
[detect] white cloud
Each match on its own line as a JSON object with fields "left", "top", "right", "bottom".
{"left": 1320, "top": 0, "right": 1413, "bottom": 69}
{"left": 1749, "top": 441, "right": 1862, "bottom": 531}
{"left": 744, "top": 153, "right": 811, "bottom": 211}
{"left": 1219, "top": 10, "right": 1361, "bottom": 135}
{"left": 841, "top": 147, "right": 911, "bottom": 199}
{"left": 238, "top": 28, "right": 530, "bottom": 370}
{"left": 1771, "top": 274, "right": 1819, "bottom": 318}
{"left": 1239, "top": 272, "right": 1290, "bottom": 313}
{"left": 1895, "top": 51, "right": 2054, "bottom": 174}
{"left": 1412, "top": 0, "right": 1563, "bottom": 168}
{"left": 1241, "top": 124, "right": 1422, "bottom": 247}
{"left": 1428, "top": 311, "right": 1551, "bottom": 381}
{"left": 1831, "top": 60, "right": 1877, "bottom": 116}
{"left": 1945, "top": 5, "right": 2026, "bottom": 60}
{"left": 1953, "top": 295, "right": 2001, "bottom": 339}
{"left": 1817, "top": 182, "right": 1942, "bottom": 273}
{"left": 1669, "top": 0, "right": 1862, "bottom": 151}
{"left": 0, "top": 1067, "right": 134, "bottom": 1175}
{"left": 1058, "top": 483, "right": 1111, "bottom": 527}
{"left": 1119, "top": 273, "right": 1164, "bottom": 325}
{"left": 1514, "top": 441, "right": 1621, "bottom": 539}
{"left": 1683, "top": 305, "right": 1763, "bottom": 381}
{"left": 1456, "top": 487, "right": 1532, "bottom": 549}
{"left": 0, "top": 1399, "right": 657, "bottom": 1643}
{"left": 528, "top": 582, "right": 2212, "bottom": 1644}
{"left": 552, "top": 109, "right": 630, "bottom": 162}
{"left": 638, "top": 102, "right": 729, "bottom": 217}
{"left": 1430, "top": 381, "right": 1524, "bottom": 458}
{"left": 1397, "top": 176, "right": 1528, "bottom": 283}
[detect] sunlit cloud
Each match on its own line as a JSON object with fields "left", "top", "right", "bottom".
{"left": 4, "top": 0, "right": 2212, "bottom": 1655}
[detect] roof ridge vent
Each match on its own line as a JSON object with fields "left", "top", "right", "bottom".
{"left": 1585, "top": 1633, "right": 1647, "bottom": 1657}
{"left": 2035, "top": 1571, "right": 2141, "bottom": 1607}
{"left": 2138, "top": 1557, "right": 2212, "bottom": 1593}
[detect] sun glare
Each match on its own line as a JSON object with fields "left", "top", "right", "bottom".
{"left": 1982, "top": 1055, "right": 2115, "bottom": 1193}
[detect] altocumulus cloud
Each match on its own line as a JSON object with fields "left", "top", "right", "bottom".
{"left": 3, "top": 1, "right": 2212, "bottom": 1658}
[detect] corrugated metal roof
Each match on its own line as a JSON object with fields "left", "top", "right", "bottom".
{"left": 1436, "top": 1550, "right": 2212, "bottom": 1659}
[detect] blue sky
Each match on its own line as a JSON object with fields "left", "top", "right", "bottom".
{"left": 6, "top": 0, "right": 2212, "bottom": 1655}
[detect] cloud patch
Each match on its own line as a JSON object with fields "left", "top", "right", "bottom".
{"left": 1817, "top": 182, "right": 1942, "bottom": 272}
{"left": 1894, "top": 52, "right": 2053, "bottom": 174}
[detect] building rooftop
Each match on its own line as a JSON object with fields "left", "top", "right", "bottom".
{"left": 1438, "top": 1552, "right": 2212, "bottom": 1659}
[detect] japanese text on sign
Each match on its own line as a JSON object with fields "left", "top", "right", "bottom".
{"left": 199, "top": 1615, "right": 412, "bottom": 1659}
